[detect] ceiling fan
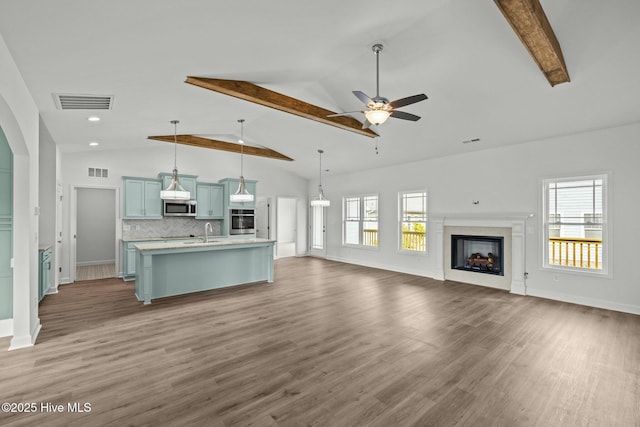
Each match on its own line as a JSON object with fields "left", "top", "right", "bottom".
{"left": 329, "top": 43, "right": 428, "bottom": 129}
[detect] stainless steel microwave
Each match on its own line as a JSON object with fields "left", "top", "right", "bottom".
{"left": 163, "top": 199, "right": 197, "bottom": 217}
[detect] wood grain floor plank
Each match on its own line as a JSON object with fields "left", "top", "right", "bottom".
{"left": 0, "top": 257, "right": 638, "bottom": 426}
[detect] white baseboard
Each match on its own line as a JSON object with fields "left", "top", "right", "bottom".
{"left": 9, "top": 321, "right": 41, "bottom": 350}
{"left": 526, "top": 288, "right": 640, "bottom": 315}
{"left": 0, "top": 318, "right": 13, "bottom": 338}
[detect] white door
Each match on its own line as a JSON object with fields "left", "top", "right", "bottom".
{"left": 309, "top": 205, "right": 327, "bottom": 258}
{"left": 276, "top": 197, "right": 297, "bottom": 258}
{"left": 55, "top": 184, "right": 63, "bottom": 290}
{"left": 255, "top": 197, "right": 271, "bottom": 239}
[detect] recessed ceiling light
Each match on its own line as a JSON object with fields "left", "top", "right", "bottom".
{"left": 89, "top": 142, "right": 99, "bottom": 147}
{"left": 87, "top": 116, "right": 101, "bottom": 122}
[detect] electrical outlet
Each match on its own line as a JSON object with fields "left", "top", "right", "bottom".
{"left": 554, "top": 274, "right": 560, "bottom": 282}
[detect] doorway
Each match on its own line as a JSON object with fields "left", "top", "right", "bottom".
{"left": 276, "top": 197, "right": 297, "bottom": 258}
{"left": 73, "top": 187, "right": 117, "bottom": 281}
{"left": 309, "top": 205, "right": 327, "bottom": 258}
{"left": 255, "top": 197, "right": 271, "bottom": 239}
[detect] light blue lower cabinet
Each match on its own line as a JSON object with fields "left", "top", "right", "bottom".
{"left": 38, "top": 247, "right": 52, "bottom": 302}
{"left": 134, "top": 239, "right": 275, "bottom": 304}
{"left": 122, "top": 241, "right": 154, "bottom": 281}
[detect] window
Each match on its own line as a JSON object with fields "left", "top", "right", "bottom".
{"left": 399, "top": 191, "right": 427, "bottom": 252}
{"left": 543, "top": 174, "right": 608, "bottom": 273}
{"left": 343, "top": 195, "right": 378, "bottom": 247}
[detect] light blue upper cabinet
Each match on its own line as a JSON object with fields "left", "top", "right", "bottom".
{"left": 159, "top": 173, "right": 197, "bottom": 200}
{"left": 123, "top": 177, "right": 163, "bottom": 219}
{"left": 144, "top": 180, "right": 163, "bottom": 218}
{"left": 196, "top": 183, "right": 225, "bottom": 219}
{"left": 219, "top": 178, "right": 257, "bottom": 209}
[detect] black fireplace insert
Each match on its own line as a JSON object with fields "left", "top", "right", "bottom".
{"left": 451, "top": 234, "right": 504, "bottom": 276}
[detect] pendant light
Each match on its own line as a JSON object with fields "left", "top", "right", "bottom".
{"left": 230, "top": 119, "right": 254, "bottom": 203}
{"left": 310, "top": 149, "right": 330, "bottom": 207}
{"left": 160, "top": 120, "right": 190, "bottom": 200}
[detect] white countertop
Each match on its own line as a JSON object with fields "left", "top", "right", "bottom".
{"left": 122, "top": 236, "right": 226, "bottom": 243}
{"left": 134, "top": 238, "right": 275, "bottom": 251}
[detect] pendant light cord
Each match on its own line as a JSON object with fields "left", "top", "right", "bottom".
{"left": 238, "top": 119, "right": 245, "bottom": 177}
{"left": 318, "top": 149, "right": 324, "bottom": 190}
{"left": 171, "top": 119, "right": 179, "bottom": 170}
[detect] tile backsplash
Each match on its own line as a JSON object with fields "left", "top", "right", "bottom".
{"left": 123, "top": 218, "right": 223, "bottom": 240}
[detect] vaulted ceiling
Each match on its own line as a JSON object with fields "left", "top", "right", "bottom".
{"left": 0, "top": 0, "right": 638, "bottom": 179}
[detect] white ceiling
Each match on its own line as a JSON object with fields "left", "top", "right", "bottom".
{"left": 1, "top": 0, "right": 639, "bottom": 179}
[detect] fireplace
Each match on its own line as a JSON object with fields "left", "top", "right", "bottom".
{"left": 434, "top": 217, "right": 526, "bottom": 293}
{"left": 451, "top": 234, "right": 504, "bottom": 276}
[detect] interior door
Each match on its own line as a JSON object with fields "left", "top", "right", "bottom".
{"left": 255, "top": 197, "right": 271, "bottom": 239}
{"left": 55, "top": 184, "right": 63, "bottom": 289}
{"left": 276, "top": 197, "right": 297, "bottom": 258}
{"left": 310, "top": 205, "right": 327, "bottom": 258}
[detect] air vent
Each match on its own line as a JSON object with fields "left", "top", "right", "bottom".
{"left": 53, "top": 94, "right": 114, "bottom": 110}
{"left": 88, "top": 168, "right": 109, "bottom": 178}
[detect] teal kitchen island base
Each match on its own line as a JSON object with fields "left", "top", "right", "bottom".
{"left": 134, "top": 238, "right": 275, "bottom": 304}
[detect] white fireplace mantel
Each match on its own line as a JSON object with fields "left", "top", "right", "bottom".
{"left": 430, "top": 213, "right": 531, "bottom": 295}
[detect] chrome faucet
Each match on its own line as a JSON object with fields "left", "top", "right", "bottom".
{"left": 205, "top": 222, "right": 213, "bottom": 243}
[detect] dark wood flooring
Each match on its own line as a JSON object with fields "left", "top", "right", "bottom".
{"left": 0, "top": 257, "right": 638, "bottom": 426}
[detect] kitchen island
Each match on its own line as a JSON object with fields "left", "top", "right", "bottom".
{"left": 134, "top": 238, "right": 275, "bottom": 304}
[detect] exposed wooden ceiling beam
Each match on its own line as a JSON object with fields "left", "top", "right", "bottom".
{"left": 494, "top": 0, "right": 570, "bottom": 86}
{"left": 148, "top": 134, "right": 294, "bottom": 161}
{"left": 185, "top": 77, "right": 379, "bottom": 138}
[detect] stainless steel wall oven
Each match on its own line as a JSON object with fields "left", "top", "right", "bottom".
{"left": 230, "top": 209, "right": 255, "bottom": 235}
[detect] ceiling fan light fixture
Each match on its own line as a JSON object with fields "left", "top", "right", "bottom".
{"left": 161, "top": 120, "right": 191, "bottom": 200}
{"left": 364, "top": 109, "right": 391, "bottom": 125}
{"left": 329, "top": 43, "right": 426, "bottom": 126}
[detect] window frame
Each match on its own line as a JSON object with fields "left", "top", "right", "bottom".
{"left": 541, "top": 173, "right": 610, "bottom": 276}
{"left": 342, "top": 194, "right": 379, "bottom": 249}
{"left": 398, "top": 190, "right": 428, "bottom": 255}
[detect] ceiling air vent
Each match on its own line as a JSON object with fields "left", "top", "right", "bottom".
{"left": 53, "top": 93, "right": 114, "bottom": 110}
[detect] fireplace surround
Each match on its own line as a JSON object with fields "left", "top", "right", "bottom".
{"left": 430, "top": 214, "right": 528, "bottom": 294}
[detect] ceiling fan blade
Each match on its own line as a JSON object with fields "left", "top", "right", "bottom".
{"left": 327, "top": 111, "right": 363, "bottom": 117}
{"left": 389, "top": 94, "right": 428, "bottom": 109}
{"left": 353, "top": 91, "right": 373, "bottom": 105}
{"left": 390, "top": 110, "right": 421, "bottom": 121}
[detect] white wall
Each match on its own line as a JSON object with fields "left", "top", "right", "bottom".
{"left": 0, "top": 33, "right": 41, "bottom": 348}
{"left": 314, "top": 122, "right": 640, "bottom": 315}
{"left": 59, "top": 144, "right": 309, "bottom": 281}
{"left": 38, "top": 117, "right": 57, "bottom": 260}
